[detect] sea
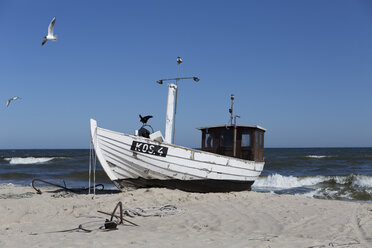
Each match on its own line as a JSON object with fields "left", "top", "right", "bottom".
{"left": 0, "top": 148, "right": 371, "bottom": 202}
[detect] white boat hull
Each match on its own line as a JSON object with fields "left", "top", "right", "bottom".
{"left": 90, "top": 119, "right": 265, "bottom": 192}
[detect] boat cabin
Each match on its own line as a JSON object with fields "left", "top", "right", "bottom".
{"left": 198, "top": 125, "right": 266, "bottom": 162}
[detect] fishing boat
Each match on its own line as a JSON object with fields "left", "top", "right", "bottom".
{"left": 90, "top": 63, "right": 266, "bottom": 192}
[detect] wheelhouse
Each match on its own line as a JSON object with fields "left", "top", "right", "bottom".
{"left": 198, "top": 125, "right": 266, "bottom": 162}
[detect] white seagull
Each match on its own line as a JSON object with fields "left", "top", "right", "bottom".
{"left": 41, "top": 17, "right": 57, "bottom": 46}
{"left": 6, "top": 96, "right": 22, "bottom": 107}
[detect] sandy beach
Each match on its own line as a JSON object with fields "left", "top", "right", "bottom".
{"left": 0, "top": 185, "right": 371, "bottom": 248}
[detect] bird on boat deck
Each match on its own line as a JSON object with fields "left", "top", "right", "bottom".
{"left": 6, "top": 96, "right": 22, "bottom": 107}
{"left": 139, "top": 115, "right": 153, "bottom": 124}
{"left": 41, "top": 17, "right": 58, "bottom": 46}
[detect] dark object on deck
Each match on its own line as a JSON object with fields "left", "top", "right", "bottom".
{"left": 138, "top": 114, "right": 154, "bottom": 138}
{"left": 138, "top": 127, "right": 150, "bottom": 138}
{"left": 198, "top": 125, "right": 266, "bottom": 162}
{"left": 139, "top": 114, "right": 153, "bottom": 124}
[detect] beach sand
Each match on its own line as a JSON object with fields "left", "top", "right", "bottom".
{"left": 0, "top": 185, "right": 371, "bottom": 248}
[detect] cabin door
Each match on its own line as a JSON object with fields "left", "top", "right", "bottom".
{"left": 254, "top": 132, "right": 264, "bottom": 162}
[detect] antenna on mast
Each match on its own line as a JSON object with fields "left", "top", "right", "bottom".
{"left": 229, "top": 94, "right": 234, "bottom": 126}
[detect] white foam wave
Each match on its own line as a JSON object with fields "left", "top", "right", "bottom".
{"left": 253, "top": 174, "right": 372, "bottom": 201}
{"left": 295, "top": 189, "right": 321, "bottom": 199}
{"left": 352, "top": 175, "right": 372, "bottom": 188}
{"left": 329, "top": 175, "right": 372, "bottom": 189}
{"left": 5, "top": 157, "right": 55, "bottom": 164}
{"left": 254, "top": 174, "right": 372, "bottom": 189}
{"left": 305, "top": 155, "right": 329, "bottom": 159}
{"left": 0, "top": 183, "right": 15, "bottom": 186}
{"left": 252, "top": 174, "right": 325, "bottom": 189}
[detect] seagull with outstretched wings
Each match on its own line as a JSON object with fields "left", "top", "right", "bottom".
{"left": 42, "top": 17, "right": 58, "bottom": 46}
{"left": 6, "top": 96, "right": 22, "bottom": 107}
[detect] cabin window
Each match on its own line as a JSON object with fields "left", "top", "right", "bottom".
{"left": 220, "top": 129, "right": 233, "bottom": 147}
{"left": 260, "top": 133, "right": 264, "bottom": 148}
{"left": 241, "top": 133, "right": 251, "bottom": 147}
{"left": 256, "top": 132, "right": 259, "bottom": 147}
{"left": 205, "top": 133, "right": 214, "bottom": 148}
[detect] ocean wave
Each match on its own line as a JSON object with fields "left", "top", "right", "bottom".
{"left": 4, "top": 157, "right": 60, "bottom": 165}
{"left": 252, "top": 174, "right": 325, "bottom": 188}
{"left": 253, "top": 173, "right": 372, "bottom": 201}
{"left": 305, "top": 155, "right": 331, "bottom": 159}
{"left": 351, "top": 175, "right": 372, "bottom": 188}
{"left": 253, "top": 173, "right": 372, "bottom": 189}
{"left": 0, "top": 183, "right": 15, "bottom": 187}
{"left": 295, "top": 189, "right": 322, "bottom": 199}
{"left": 295, "top": 188, "right": 353, "bottom": 200}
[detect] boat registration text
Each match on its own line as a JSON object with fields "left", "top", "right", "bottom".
{"left": 130, "top": 141, "right": 168, "bottom": 157}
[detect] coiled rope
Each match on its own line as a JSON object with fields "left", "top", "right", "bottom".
{"left": 123, "top": 204, "right": 184, "bottom": 217}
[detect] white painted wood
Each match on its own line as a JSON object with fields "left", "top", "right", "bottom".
{"left": 90, "top": 119, "right": 265, "bottom": 185}
{"left": 164, "top": 83, "right": 177, "bottom": 144}
{"left": 89, "top": 119, "right": 118, "bottom": 181}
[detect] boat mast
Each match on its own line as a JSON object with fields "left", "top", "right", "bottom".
{"left": 157, "top": 57, "right": 199, "bottom": 144}
{"left": 164, "top": 84, "right": 177, "bottom": 143}
{"left": 229, "top": 94, "right": 234, "bottom": 126}
{"left": 229, "top": 94, "right": 240, "bottom": 157}
{"left": 172, "top": 57, "right": 182, "bottom": 144}
{"left": 233, "top": 114, "right": 240, "bottom": 157}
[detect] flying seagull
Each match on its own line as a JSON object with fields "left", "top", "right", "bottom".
{"left": 41, "top": 17, "right": 57, "bottom": 46}
{"left": 6, "top": 96, "right": 22, "bottom": 107}
{"left": 139, "top": 115, "right": 153, "bottom": 124}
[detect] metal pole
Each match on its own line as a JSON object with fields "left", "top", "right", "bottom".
{"left": 233, "top": 115, "right": 240, "bottom": 157}
{"left": 172, "top": 58, "right": 181, "bottom": 144}
{"left": 229, "top": 94, "right": 234, "bottom": 126}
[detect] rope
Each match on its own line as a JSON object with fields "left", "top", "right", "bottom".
{"left": 123, "top": 205, "right": 183, "bottom": 217}
{"left": 89, "top": 135, "right": 92, "bottom": 194}
{"left": 93, "top": 127, "right": 97, "bottom": 197}
{"left": 0, "top": 192, "right": 34, "bottom": 199}
{"left": 89, "top": 126, "right": 98, "bottom": 197}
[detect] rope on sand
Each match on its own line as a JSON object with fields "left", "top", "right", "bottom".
{"left": 0, "top": 192, "right": 34, "bottom": 199}
{"left": 306, "top": 238, "right": 360, "bottom": 248}
{"left": 123, "top": 204, "right": 184, "bottom": 217}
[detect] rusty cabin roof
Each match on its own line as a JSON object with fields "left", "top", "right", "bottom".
{"left": 197, "top": 124, "right": 267, "bottom": 132}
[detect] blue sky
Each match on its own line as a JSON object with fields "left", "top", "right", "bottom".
{"left": 0, "top": 0, "right": 371, "bottom": 149}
